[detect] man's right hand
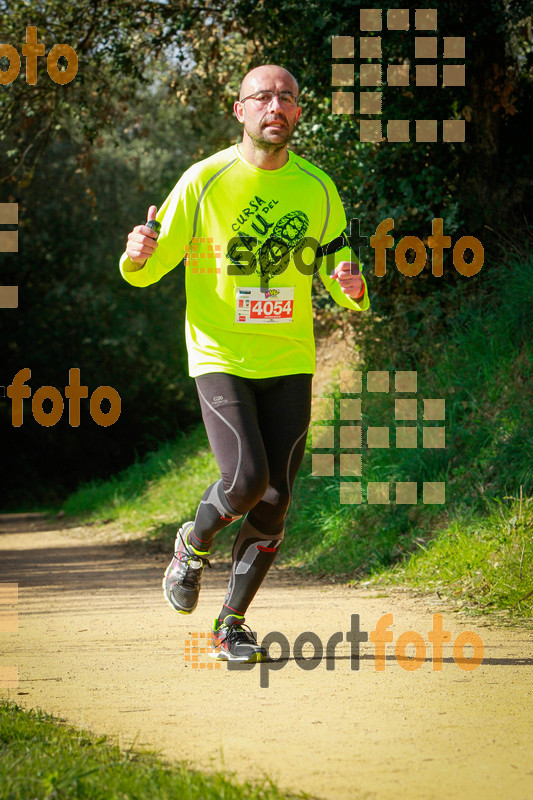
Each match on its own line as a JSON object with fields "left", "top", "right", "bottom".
{"left": 125, "top": 205, "right": 159, "bottom": 266}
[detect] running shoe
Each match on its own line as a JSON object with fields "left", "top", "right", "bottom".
{"left": 162, "top": 522, "right": 211, "bottom": 614}
{"left": 210, "top": 614, "right": 267, "bottom": 662}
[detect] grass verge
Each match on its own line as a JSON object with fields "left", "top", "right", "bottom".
{"left": 0, "top": 700, "right": 305, "bottom": 800}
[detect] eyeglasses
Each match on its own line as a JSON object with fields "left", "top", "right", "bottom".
{"left": 238, "top": 90, "right": 299, "bottom": 107}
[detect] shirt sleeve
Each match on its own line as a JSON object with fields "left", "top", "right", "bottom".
{"left": 316, "top": 179, "right": 370, "bottom": 313}
{"left": 119, "top": 169, "right": 197, "bottom": 288}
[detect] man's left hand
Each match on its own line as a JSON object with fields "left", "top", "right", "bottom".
{"left": 330, "top": 261, "right": 365, "bottom": 299}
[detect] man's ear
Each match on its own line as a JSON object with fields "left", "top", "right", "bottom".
{"left": 234, "top": 101, "right": 245, "bottom": 123}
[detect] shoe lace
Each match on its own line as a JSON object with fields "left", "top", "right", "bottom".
{"left": 221, "top": 623, "right": 257, "bottom": 648}
{"left": 175, "top": 532, "right": 211, "bottom": 575}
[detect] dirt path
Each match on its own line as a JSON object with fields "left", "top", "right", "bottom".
{"left": 1, "top": 514, "right": 532, "bottom": 800}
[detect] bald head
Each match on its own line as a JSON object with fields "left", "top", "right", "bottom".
{"left": 234, "top": 64, "right": 301, "bottom": 168}
{"left": 239, "top": 64, "right": 299, "bottom": 100}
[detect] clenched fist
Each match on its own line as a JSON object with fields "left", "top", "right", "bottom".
{"left": 125, "top": 205, "right": 159, "bottom": 267}
{"left": 330, "top": 261, "right": 365, "bottom": 299}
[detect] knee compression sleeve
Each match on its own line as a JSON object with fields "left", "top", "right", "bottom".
{"left": 189, "top": 478, "right": 243, "bottom": 552}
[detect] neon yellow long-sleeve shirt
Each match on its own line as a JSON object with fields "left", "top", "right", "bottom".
{"left": 119, "top": 144, "right": 370, "bottom": 378}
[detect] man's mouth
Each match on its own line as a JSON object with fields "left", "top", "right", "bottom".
{"left": 263, "top": 121, "right": 287, "bottom": 129}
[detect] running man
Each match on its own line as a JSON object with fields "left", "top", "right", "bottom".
{"left": 119, "top": 64, "right": 370, "bottom": 663}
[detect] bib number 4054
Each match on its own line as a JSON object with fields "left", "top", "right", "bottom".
{"left": 251, "top": 299, "right": 292, "bottom": 318}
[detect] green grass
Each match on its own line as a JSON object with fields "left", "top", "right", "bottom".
{"left": 62, "top": 425, "right": 215, "bottom": 526}
{"left": 56, "top": 255, "right": 533, "bottom": 619}
{"left": 379, "top": 493, "right": 533, "bottom": 617}
{"left": 282, "top": 463, "right": 532, "bottom": 618}
{"left": 0, "top": 700, "right": 305, "bottom": 800}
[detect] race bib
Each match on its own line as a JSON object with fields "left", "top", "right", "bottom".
{"left": 235, "top": 287, "right": 294, "bottom": 324}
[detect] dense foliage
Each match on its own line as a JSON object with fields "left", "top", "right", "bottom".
{"left": 0, "top": 0, "right": 531, "bottom": 505}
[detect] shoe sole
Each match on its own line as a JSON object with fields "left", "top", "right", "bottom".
{"left": 162, "top": 522, "right": 198, "bottom": 614}
{"left": 209, "top": 649, "right": 267, "bottom": 663}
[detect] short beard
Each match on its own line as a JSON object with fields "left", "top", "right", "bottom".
{"left": 246, "top": 123, "right": 294, "bottom": 153}
{"left": 248, "top": 134, "right": 289, "bottom": 153}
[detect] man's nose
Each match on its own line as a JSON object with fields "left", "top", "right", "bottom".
{"left": 268, "top": 93, "right": 284, "bottom": 111}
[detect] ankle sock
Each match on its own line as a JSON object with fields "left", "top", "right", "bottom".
{"left": 185, "top": 530, "right": 210, "bottom": 557}
{"left": 215, "top": 613, "right": 245, "bottom": 630}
